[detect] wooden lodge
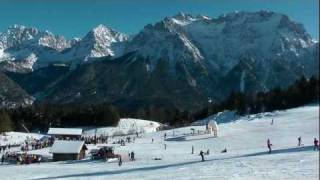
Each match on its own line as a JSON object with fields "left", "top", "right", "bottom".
{"left": 47, "top": 128, "right": 83, "bottom": 140}
{"left": 50, "top": 140, "right": 87, "bottom": 161}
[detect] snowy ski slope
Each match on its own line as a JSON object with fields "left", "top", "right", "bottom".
{"left": 0, "top": 104, "right": 318, "bottom": 180}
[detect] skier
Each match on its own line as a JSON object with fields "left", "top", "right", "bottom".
{"left": 118, "top": 155, "right": 122, "bottom": 166}
{"left": 152, "top": 138, "right": 154, "bottom": 143}
{"left": 1, "top": 154, "right": 4, "bottom": 164}
{"left": 271, "top": 119, "right": 274, "bottom": 125}
{"left": 199, "top": 150, "right": 205, "bottom": 161}
{"left": 192, "top": 146, "right": 194, "bottom": 154}
{"left": 314, "top": 138, "right": 319, "bottom": 151}
{"left": 130, "top": 151, "right": 135, "bottom": 161}
{"left": 267, "top": 139, "right": 272, "bottom": 154}
{"left": 164, "top": 133, "right": 167, "bottom": 139}
{"left": 298, "top": 136, "right": 302, "bottom": 146}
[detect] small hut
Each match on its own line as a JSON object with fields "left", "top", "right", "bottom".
{"left": 51, "top": 140, "right": 87, "bottom": 161}
{"left": 47, "top": 128, "right": 82, "bottom": 140}
{"left": 207, "top": 120, "right": 219, "bottom": 137}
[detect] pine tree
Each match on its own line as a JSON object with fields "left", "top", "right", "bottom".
{"left": 0, "top": 110, "right": 14, "bottom": 133}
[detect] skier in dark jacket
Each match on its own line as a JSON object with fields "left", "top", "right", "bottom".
{"left": 314, "top": 138, "right": 319, "bottom": 151}
{"left": 130, "top": 151, "right": 135, "bottom": 161}
{"left": 118, "top": 155, "right": 122, "bottom": 166}
{"left": 298, "top": 136, "right": 302, "bottom": 146}
{"left": 1, "top": 154, "right": 5, "bottom": 164}
{"left": 267, "top": 139, "right": 272, "bottom": 153}
{"left": 199, "top": 150, "right": 205, "bottom": 161}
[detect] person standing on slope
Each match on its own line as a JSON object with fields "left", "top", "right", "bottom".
{"left": 314, "top": 138, "right": 319, "bottom": 151}
{"left": 199, "top": 150, "right": 205, "bottom": 161}
{"left": 298, "top": 136, "right": 302, "bottom": 146}
{"left": 130, "top": 151, "right": 135, "bottom": 161}
{"left": 1, "top": 154, "right": 4, "bottom": 164}
{"left": 118, "top": 155, "right": 122, "bottom": 166}
{"left": 267, "top": 139, "right": 272, "bottom": 154}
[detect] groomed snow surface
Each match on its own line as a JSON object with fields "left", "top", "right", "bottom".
{"left": 0, "top": 105, "right": 319, "bottom": 180}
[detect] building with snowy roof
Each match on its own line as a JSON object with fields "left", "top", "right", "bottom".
{"left": 50, "top": 140, "right": 87, "bottom": 161}
{"left": 47, "top": 128, "right": 83, "bottom": 140}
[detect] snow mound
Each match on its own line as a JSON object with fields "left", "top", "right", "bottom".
{"left": 83, "top": 118, "right": 162, "bottom": 137}
{"left": 192, "top": 110, "right": 239, "bottom": 126}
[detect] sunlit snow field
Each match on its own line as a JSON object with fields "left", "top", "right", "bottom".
{"left": 0, "top": 104, "right": 319, "bottom": 180}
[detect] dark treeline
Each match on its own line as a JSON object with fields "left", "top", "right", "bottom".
{"left": 194, "top": 75, "right": 319, "bottom": 120}
{"left": 1, "top": 104, "right": 121, "bottom": 133}
{"left": 0, "top": 76, "right": 318, "bottom": 133}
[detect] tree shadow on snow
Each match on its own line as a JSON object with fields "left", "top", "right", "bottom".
{"left": 61, "top": 159, "right": 106, "bottom": 165}
{"left": 165, "top": 135, "right": 216, "bottom": 142}
{"left": 241, "top": 145, "right": 315, "bottom": 158}
{"left": 30, "top": 145, "right": 315, "bottom": 180}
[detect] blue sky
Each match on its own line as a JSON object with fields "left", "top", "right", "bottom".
{"left": 0, "top": 0, "right": 318, "bottom": 39}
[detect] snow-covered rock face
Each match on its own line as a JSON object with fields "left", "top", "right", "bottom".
{"left": 125, "top": 13, "right": 204, "bottom": 68}
{"left": 0, "top": 24, "right": 71, "bottom": 51}
{"left": 0, "top": 25, "right": 72, "bottom": 72}
{"left": 126, "top": 11, "right": 315, "bottom": 74}
{"left": 0, "top": 11, "right": 317, "bottom": 75}
{"left": 64, "top": 25, "right": 129, "bottom": 62}
{"left": 0, "top": 25, "right": 129, "bottom": 72}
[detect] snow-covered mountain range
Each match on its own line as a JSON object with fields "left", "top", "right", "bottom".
{"left": 0, "top": 24, "right": 128, "bottom": 72}
{"left": 127, "top": 11, "right": 316, "bottom": 74}
{"left": 0, "top": 11, "right": 318, "bottom": 108}
{"left": 0, "top": 11, "right": 317, "bottom": 73}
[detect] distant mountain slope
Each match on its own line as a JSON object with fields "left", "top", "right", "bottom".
{"left": 0, "top": 11, "right": 318, "bottom": 110}
{"left": 0, "top": 72, "right": 33, "bottom": 108}
{"left": 6, "top": 64, "right": 70, "bottom": 98}
{"left": 42, "top": 54, "right": 208, "bottom": 110}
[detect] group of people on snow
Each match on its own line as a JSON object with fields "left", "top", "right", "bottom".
{"left": 82, "top": 135, "right": 109, "bottom": 145}
{"left": 266, "top": 137, "right": 319, "bottom": 154}
{"left": 0, "top": 144, "right": 11, "bottom": 154}
{"left": 1, "top": 152, "right": 42, "bottom": 165}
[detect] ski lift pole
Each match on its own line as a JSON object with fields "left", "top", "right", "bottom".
{"left": 134, "top": 119, "right": 138, "bottom": 134}
{"left": 208, "top": 98, "right": 212, "bottom": 117}
{"left": 20, "top": 123, "right": 30, "bottom": 133}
